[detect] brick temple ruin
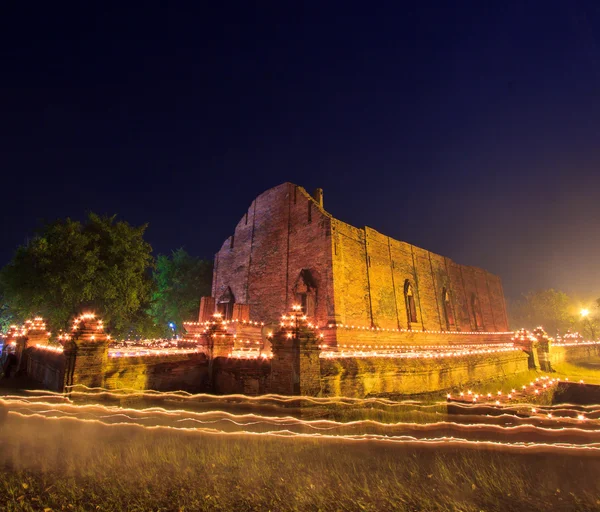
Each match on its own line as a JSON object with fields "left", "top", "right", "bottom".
{"left": 199, "top": 182, "right": 509, "bottom": 338}
{"left": 13, "top": 183, "right": 600, "bottom": 397}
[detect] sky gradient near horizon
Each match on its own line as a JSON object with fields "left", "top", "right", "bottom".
{"left": 1, "top": 2, "right": 600, "bottom": 299}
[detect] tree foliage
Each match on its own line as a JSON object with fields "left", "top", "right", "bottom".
{"left": 508, "top": 289, "right": 577, "bottom": 336}
{"left": 0, "top": 299, "right": 14, "bottom": 333}
{"left": 149, "top": 249, "right": 213, "bottom": 334}
{"left": 0, "top": 213, "right": 154, "bottom": 337}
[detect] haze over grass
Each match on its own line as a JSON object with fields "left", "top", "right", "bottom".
{"left": 1, "top": 411, "right": 599, "bottom": 512}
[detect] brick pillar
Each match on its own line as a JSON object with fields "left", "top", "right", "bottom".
{"left": 64, "top": 314, "right": 109, "bottom": 390}
{"left": 270, "top": 332, "right": 297, "bottom": 395}
{"left": 270, "top": 307, "right": 322, "bottom": 396}
{"left": 18, "top": 329, "right": 51, "bottom": 376}
{"left": 13, "top": 336, "right": 29, "bottom": 375}
{"left": 298, "top": 333, "right": 322, "bottom": 396}
{"left": 2, "top": 326, "right": 19, "bottom": 377}
{"left": 270, "top": 329, "right": 322, "bottom": 396}
{"left": 512, "top": 329, "right": 541, "bottom": 370}
{"left": 199, "top": 296, "right": 216, "bottom": 322}
{"left": 533, "top": 328, "right": 552, "bottom": 372}
{"left": 12, "top": 318, "right": 51, "bottom": 376}
{"left": 202, "top": 320, "right": 234, "bottom": 391}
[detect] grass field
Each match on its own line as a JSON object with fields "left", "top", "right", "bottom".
{"left": 1, "top": 358, "right": 600, "bottom": 511}
{"left": 552, "top": 361, "right": 600, "bottom": 385}
{"left": 0, "top": 410, "right": 599, "bottom": 512}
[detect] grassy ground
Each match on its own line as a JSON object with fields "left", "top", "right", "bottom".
{"left": 0, "top": 413, "right": 599, "bottom": 512}
{"left": 443, "top": 360, "right": 600, "bottom": 405}
{"left": 552, "top": 361, "right": 600, "bottom": 385}
{"left": 2, "top": 359, "right": 600, "bottom": 510}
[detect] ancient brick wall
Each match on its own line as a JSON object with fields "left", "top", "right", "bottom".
{"left": 413, "top": 245, "right": 442, "bottom": 330}
{"left": 213, "top": 358, "right": 271, "bottom": 395}
{"left": 447, "top": 261, "right": 471, "bottom": 330}
{"left": 364, "top": 228, "right": 399, "bottom": 330}
{"left": 27, "top": 348, "right": 66, "bottom": 392}
{"left": 212, "top": 183, "right": 334, "bottom": 325}
{"left": 211, "top": 182, "right": 509, "bottom": 335}
{"left": 389, "top": 239, "right": 423, "bottom": 330}
{"left": 321, "top": 328, "right": 513, "bottom": 348}
{"left": 103, "top": 353, "right": 209, "bottom": 392}
{"left": 487, "top": 274, "right": 509, "bottom": 331}
{"left": 330, "top": 222, "right": 509, "bottom": 333}
{"left": 330, "top": 221, "right": 371, "bottom": 327}
{"left": 286, "top": 187, "right": 335, "bottom": 325}
{"left": 320, "top": 351, "right": 529, "bottom": 397}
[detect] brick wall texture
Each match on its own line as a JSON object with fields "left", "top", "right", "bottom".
{"left": 320, "top": 351, "right": 529, "bottom": 397}
{"left": 211, "top": 182, "right": 509, "bottom": 333}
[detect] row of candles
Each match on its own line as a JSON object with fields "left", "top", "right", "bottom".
{"left": 320, "top": 345, "right": 520, "bottom": 360}
{"left": 447, "top": 375, "right": 587, "bottom": 415}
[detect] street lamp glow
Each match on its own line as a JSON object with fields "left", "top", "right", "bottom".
{"left": 580, "top": 308, "right": 590, "bottom": 317}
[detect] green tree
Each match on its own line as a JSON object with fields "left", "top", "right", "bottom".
{"left": 508, "top": 289, "right": 576, "bottom": 336}
{"left": 149, "top": 249, "right": 213, "bottom": 335}
{"left": 578, "top": 298, "right": 600, "bottom": 340}
{"left": 0, "top": 213, "right": 154, "bottom": 337}
{"left": 0, "top": 298, "right": 14, "bottom": 332}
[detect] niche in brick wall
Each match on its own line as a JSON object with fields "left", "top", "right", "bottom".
{"left": 471, "top": 294, "right": 484, "bottom": 331}
{"left": 217, "top": 287, "right": 235, "bottom": 320}
{"left": 293, "top": 269, "right": 317, "bottom": 318}
{"left": 442, "top": 288, "right": 456, "bottom": 331}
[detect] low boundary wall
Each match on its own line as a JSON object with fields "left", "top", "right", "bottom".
{"left": 549, "top": 344, "right": 600, "bottom": 366}
{"left": 20, "top": 333, "right": 600, "bottom": 398}
{"left": 27, "top": 347, "right": 66, "bottom": 392}
{"left": 319, "top": 351, "right": 529, "bottom": 397}
{"left": 213, "top": 358, "right": 272, "bottom": 395}
{"left": 103, "top": 353, "right": 209, "bottom": 392}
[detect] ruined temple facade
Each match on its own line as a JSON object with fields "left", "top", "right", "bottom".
{"left": 201, "top": 183, "right": 509, "bottom": 333}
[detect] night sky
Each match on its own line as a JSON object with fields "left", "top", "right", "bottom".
{"left": 1, "top": 2, "right": 599, "bottom": 300}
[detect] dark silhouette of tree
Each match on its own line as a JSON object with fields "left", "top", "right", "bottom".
{"left": 0, "top": 213, "right": 154, "bottom": 337}
{"left": 149, "top": 249, "right": 213, "bottom": 335}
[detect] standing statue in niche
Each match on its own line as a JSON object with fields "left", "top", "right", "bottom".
{"left": 293, "top": 269, "right": 317, "bottom": 317}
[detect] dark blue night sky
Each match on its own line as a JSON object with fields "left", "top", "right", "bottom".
{"left": 1, "top": 1, "right": 599, "bottom": 299}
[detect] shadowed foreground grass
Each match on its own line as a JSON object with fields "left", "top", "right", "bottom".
{"left": 0, "top": 413, "right": 599, "bottom": 511}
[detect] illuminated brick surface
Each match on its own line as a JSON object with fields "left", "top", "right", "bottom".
{"left": 211, "top": 183, "right": 509, "bottom": 336}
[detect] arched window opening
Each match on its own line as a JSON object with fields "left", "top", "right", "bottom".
{"left": 404, "top": 280, "right": 417, "bottom": 325}
{"left": 471, "top": 293, "right": 483, "bottom": 330}
{"left": 217, "top": 287, "right": 235, "bottom": 320}
{"left": 442, "top": 288, "right": 455, "bottom": 330}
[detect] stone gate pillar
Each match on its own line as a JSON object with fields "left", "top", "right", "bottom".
{"left": 64, "top": 313, "right": 109, "bottom": 390}
{"left": 270, "top": 307, "right": 322, "bottom": 396}
{"left": 3, "top": 325, "right": 25, "bottom": 377}
{"left": 17, "top": 317, "right": 51, "bottom": 375}
{"left": 201, "top": 315, "right": 235, "bottom": 391}
{"left": 533, "top": 327, "right": 552, "bottom": 372}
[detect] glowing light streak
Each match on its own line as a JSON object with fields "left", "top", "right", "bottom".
{"left": 6, "top": 410, "right": 600, "bottom": 457}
